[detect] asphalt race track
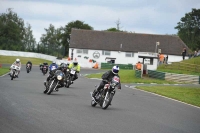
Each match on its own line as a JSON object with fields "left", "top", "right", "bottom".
{"left": 0, "top": 65, "right": 200, "bottom": 133}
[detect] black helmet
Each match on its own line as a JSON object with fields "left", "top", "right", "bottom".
{"left": 61, "top": 63, "right": 67, "bottom": 71}
{"left": 73, "top": 61, "right": 78, "bottom": 66}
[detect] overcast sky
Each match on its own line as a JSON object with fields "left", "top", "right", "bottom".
{"left": 1, "top": 0, "right": 200, "bottom": 42}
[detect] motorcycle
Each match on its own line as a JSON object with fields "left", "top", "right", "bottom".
{"left": 10, "top": 65, "right": 20, "bottom": 80}
{"left": 43, "top": 70, "right": 65, "bottom": 95}
{"left": 90, "top": 76, "right": 120, "bottom": 109}
{"left": 26, "top": 64, "right": 31, "bottom": 73}
{"left": 65, "top": 68, "right": 76, "bottom": 88}
{"left": 42, "top": 65, "right": 48, "bottom": 75}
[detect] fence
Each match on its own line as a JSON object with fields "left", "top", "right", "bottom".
{"left": 101, "top": 63, "right": 133, "bottom": 70}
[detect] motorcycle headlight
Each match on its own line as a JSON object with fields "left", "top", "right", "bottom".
{"left": 67, "top": 69, "right": 69, "bottom": 71}
{"left": 57, "top": 75, "right": 62, "bottom": 80}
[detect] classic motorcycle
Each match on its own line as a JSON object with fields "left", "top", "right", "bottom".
{"left": 26, "top": 64, "right": 31, "bottom": 73}
{"left": 90, "top": 76, "right": 120, "bottom": 109}
{"left": 43, "top": 70, "right": 65, "bottom": 95}
{"left": 65, "top": 68, "right": 76, "bottom": 88}
{"left": 42, "top": 65, "right": 48, "bottom": 75}
{"left": 10, "top": 65, "right": 20, "bottom": 80}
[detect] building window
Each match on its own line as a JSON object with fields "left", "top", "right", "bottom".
{"left": 77, "top": 49, "right": 82, "bottom": 53}
{"left": 76, "top": 49, "right": 88, "bottom": 54}
{"left": 126, "top": 52, "right": 134, "bottom": 57}
{"left": 102, "top": 50, "right": 110, "bottom": 56}
{"left": 83, "top": 49, "right": 88, "bottom": 54}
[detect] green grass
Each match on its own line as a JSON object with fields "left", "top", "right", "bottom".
{"left": 0, "top": 55, "right": 53, "bottom": 76}
{"left": 157, "top": 56, "right": 200, "bottom": 75}
{"left": 0, "top": 55, "right": 52, "bottom": 65}
{"left": 0, "top": 67, "right": 9, "bottom": 76}
{"left": 136, "top": 86, "right": 200, "bottom": 107}
{"left": 86, "top": 69, "right": 177, "bottom": 84}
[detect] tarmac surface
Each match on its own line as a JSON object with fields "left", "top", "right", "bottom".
{"left": 0, "top": 65, "right": 200, "bottom": 133}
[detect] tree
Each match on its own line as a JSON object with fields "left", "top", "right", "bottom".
{"left": 62, "top": 20, "right": 93, "bottom": 56}
{"left": 40, "top": 24, "right": 64, "bottom": 57}
{"left": 175, "top": 8, "right": 200, "bottom": 51}
{"left": 106, "top": 27, "right": 121, "bottom": 32}
{"left": 105, "top": 19, "right": 123, "bottom": 32}
{"left": 0, "top": 8, "right": 36, "bottom": 51}
{"left": 23, "top": 23, "right": 36, "bottom": 52}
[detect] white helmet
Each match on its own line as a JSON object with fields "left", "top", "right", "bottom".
{"left": 52, "top": 61, "right": 56, "bottom": 64}
{"left": 112, "top": 65, "right": 119, "bottom": 74}
{"left": 16, "top": 58, "right": 20, "bottom": 63}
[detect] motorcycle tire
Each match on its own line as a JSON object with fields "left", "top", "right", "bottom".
{"left": 102, "top": 92, "right": 114, "bottom": 109}
{"left": 47, "top": 80, "right": 56, "bottom": 95}
{"left": 91, "top": 100, "right": 97, "bottom": 107}
{"left": 11, "top": 71, "right": 15, "bottom": 80}
{"left": 66, "top": 77, "right": 72, "bottom": 88}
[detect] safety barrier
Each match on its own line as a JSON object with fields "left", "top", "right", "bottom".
{"left": 135, "top": 70, "right": 142, "bottom": 78}
{"left": 148, "top": 70, "right": 200, "bottom": 84}
{"left": 101, "top": 63, "right": 133, "bottom": 70}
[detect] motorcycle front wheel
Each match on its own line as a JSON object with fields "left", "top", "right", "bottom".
{"left": 66, "top": 76, "right": 71, "bottom": 88}
{"left": 11, "top": 71, "right": 15, "bottom": 80}
{"left": 47, "top": 80, "right": 56, "bottom": 95}
{"left": 91, "top": 100, "right": 97, "bottom": 107}
{"left": 102, "top": 92, "right": 114, "bottom": 109}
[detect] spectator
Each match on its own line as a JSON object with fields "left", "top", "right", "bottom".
{"left": 165, "top": 55, "right": 168, "bottom": 64}
{"left": 159, "top": 53, "right": 165, "bottom": 65}
{"left": 194, "top": 51, "right": 197, "bottom": 57}
{"left": 197, "top": 49, "right": 200, "bottom": 56}
{"left": 135, "top": 61, "right": 142, "bottom": 70}
{"left": 182, "top": 47, "right": 187, "bottom": 60}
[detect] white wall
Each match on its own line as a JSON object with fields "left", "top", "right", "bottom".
{"left": 0, "top": 50, "right": 57, "bottom": 60}
{"left": 0, "top": 50, "right": 69, "bottom": 65}
{"left": 1, "top": 49, "right": 187, "bottom": 69}
{"left": 69, "top": 48, "right": 189, "bottom": 68}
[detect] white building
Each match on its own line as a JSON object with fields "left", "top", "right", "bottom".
{"left": 69, "top": 29, "right": 189, "bottom": 69}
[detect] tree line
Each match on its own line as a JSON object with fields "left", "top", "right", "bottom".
{"left": 0, "top": 8, "right": 199, "bottom": 57}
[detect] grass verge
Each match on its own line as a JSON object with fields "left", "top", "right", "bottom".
{"left": 157, "top": 56, "right": 200, "bottom": 75}
{"left": 136, "top": 86, "right": 200, "bottom": 107}
{"left": 0, "top": 55, "right": 52, "bottom": 65}
{"left": 0, "top": 67, "right": 9, "bottom": 76}
{"left": 86, "top": 69, "right": 177, "bottom": 84}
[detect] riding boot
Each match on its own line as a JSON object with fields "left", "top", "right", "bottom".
{"left": 92, "top": 89, "right": 98, "bottom": 97}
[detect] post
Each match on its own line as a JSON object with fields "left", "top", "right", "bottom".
{"left": 155, "top": 42, "right": 160, "bottom": 53}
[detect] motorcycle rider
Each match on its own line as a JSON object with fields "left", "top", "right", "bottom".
{"left": 92, "top": 65, "right": 121, "bottom": 101}
{"left": 41, "top": 62, "right": 49, "bottom": 72}
{"left": 39, "top": 63, "right": 43, "bottom": 70}
{"left": 49, "top": 61, "right": 58, "bottom": 71}
{"left": 9, "top": 58, "right": 21, "bottom": 78}
{"left": 44, "top": 63, "right": 69, "bottom": 91}
{"left": 26, "top": 60, "right": 32, "bottom": 71}
{"left": 68, "top": 61, "right": 81, "bottom": 83}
